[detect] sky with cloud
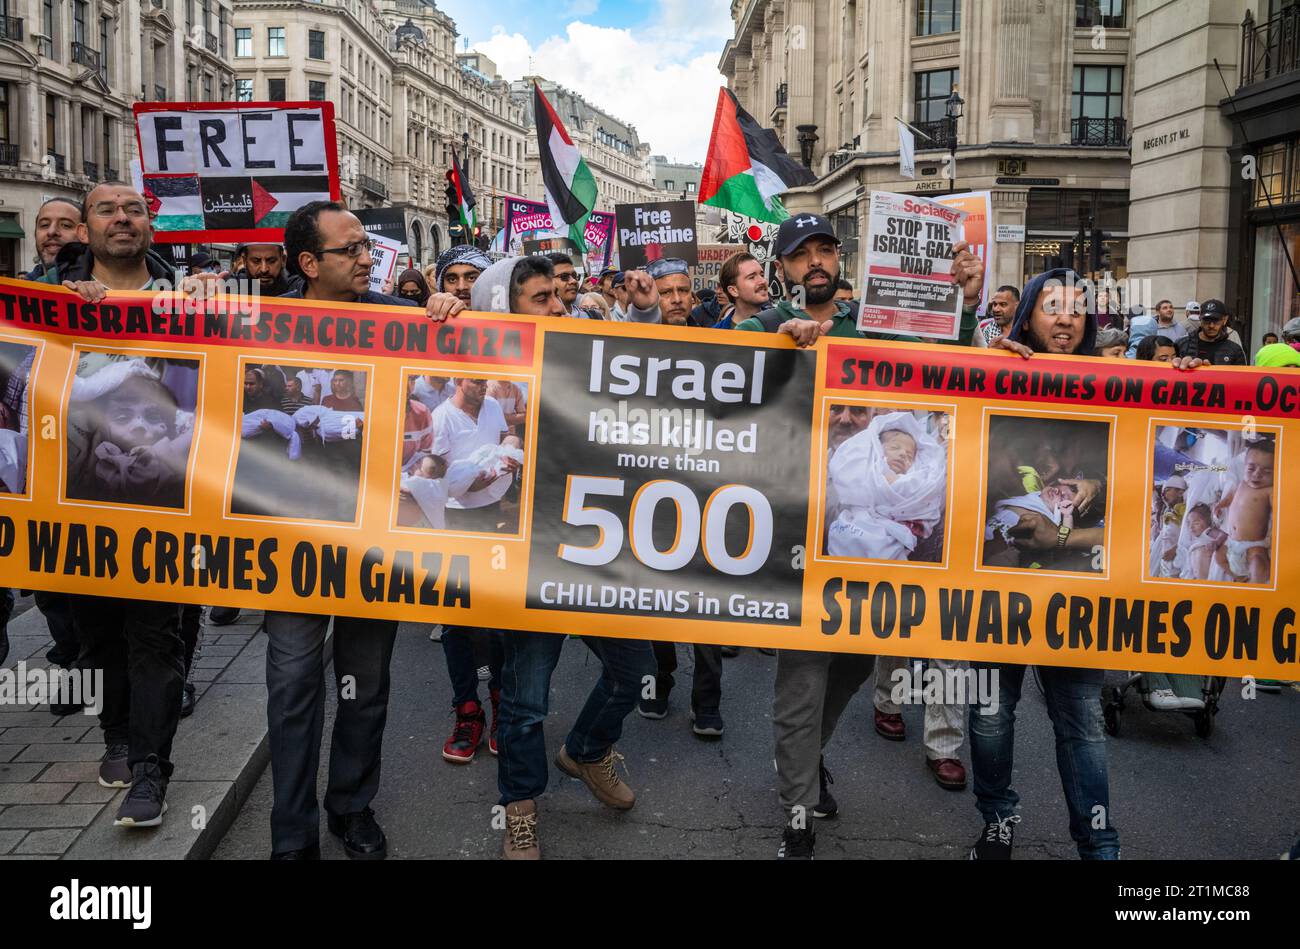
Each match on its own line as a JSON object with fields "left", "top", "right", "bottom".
{"left": 435, "top": 0, "right": 734, "bottom": 164}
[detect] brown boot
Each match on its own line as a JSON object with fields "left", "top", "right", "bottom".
{"left": 554, "top": 745, "right": 635, "bottom": 810}
{"left": 501, "top": 800, "right": 540, "bottom": 860}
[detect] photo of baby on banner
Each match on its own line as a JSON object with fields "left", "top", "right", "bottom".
{"left": 822, "top": 404, "right": 951, "bottom": 564}
{"left": 0, "top": 341, "right": 35, "bottom": 496}
{"left": 230, "top": 363, "right": 368, "bottom": 523}
{"left": 64, "top": 352, "right": 200, "bottom": 510}
{"left": 1147, "top": 424, "right": 1277, "bottom": 586}
{"left": 981, "top": 414, "right": 1111, "bottom": 575}
{"left": 395, "top": 373, "right": 526, "bottom": 535}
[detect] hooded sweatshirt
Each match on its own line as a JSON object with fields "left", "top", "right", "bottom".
{"left": 1006, "top": 268, "right": 1098, "bottom": 356}
{"left": 471, "top": 257, "right": 661, "bottom": 321}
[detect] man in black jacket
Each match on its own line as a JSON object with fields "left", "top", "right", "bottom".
{"left": 1175, "top": 299, "right": 1246, "bottom": 365}
{"left": 264, "top": 201, "right": 464, "bottom": 860}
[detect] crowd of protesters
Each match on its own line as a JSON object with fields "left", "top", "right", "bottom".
{"left": 4, "top": 183, "right": 1297, "bottom": 863}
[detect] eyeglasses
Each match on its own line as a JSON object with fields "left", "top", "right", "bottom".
{"left": 317, "top": 239, "right": 372, "bottom": 259}
{"left": 556, "top": 271, "right": 579, "bottom": 282}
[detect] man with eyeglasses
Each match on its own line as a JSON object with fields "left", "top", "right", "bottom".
{"left": 1175, "top": 299, "right": 1246, "bottom": 366}
{"left": 36, "top": 183, "right": 188, "bottom": 831}
{"left": 260, "top": 200, "right": 465, "bottom": 861}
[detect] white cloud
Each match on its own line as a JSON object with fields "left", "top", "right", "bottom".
{"left": 475, "top": 21, "right": 726, "bottom": 163}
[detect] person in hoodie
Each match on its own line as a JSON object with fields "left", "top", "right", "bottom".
{"left": 464, "top": 255, "right": 658, "bottom": 860}
{"left": 434, "top": 244, "right": 493, "bottom": 303}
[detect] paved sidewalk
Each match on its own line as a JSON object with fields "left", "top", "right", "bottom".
{"left": 0, "top": 603, "right": 271, "bottom": 860}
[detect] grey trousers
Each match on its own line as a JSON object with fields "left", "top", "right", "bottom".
{"left": 264, "top": 611, "right": 398, "bottom": 853}
{"left": 773, "top": 649, "right": 876, "bottom": 812}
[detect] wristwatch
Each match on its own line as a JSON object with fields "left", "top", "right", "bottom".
{"left": 1056, "top": 524, "right": 1072, "bottom": 548}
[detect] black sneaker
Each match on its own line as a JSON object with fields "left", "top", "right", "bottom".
{"left": 49, "top": 666, "right": 82, "bottom": 716}
{"left": 690, "top": 705, "right": 724, "bottom": 738}
{"left": 327, "top": 807, "right": 387, "bottom": 860}
{"left": 777, "top": 824, "right": 815, "bottom": 860}
{"left": 98, "top": 742, "right": 132, "bottom": 789}
{"left": 720, "top": 645, "right": 740, "bottom": 658}
{"left": 180, "top": 681, "right": 196, "bottom": 718}
{"left": 970, "top": 814, "right": 1020, "bottom": 860}
{"left": 637, "top": 682, "right": 670, "bottom": 720}
{"left": 114, "top": 757, "right": 168, "bottom": 828}
{"left": 813, "top": 757, "right": 837, "bottom": 819}
{"left": 208, "top": 606, "right": 241, "bottom": 626}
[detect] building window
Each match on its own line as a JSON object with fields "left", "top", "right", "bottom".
{"left": 1075, "top": 0, "right": 1124, "bottom": 29}
{"left": 268, "top": 78, "right": 286, "bottom": 101}
{"left": 309, "top": 30, "right": 325, "bottom": 60}
{"left": 1253, "top": 139, "right": 1300, "bottom": 209}
{"left": 218, "top": 9, "right": 227, "bottom": 56}
{"left": 235, "top": 27, "right": 250, "bottom": 57}
{"left": 44, "top": 95, "right": 57, "bottom": 155}
{"left": 916, "top": 0, "right": 960, "bottom": 36}
{"left": 0, "top": 83, "right": 11, "bottom": 146}
{"left": 73, "top": 0, "right": 86, "bottom": 45}
{"left": 99, "top": 17, "right": 110, "bottom": 80}
{"left": 203, "top": 73, "right": 213, "bottom": 102}
{"left": 1071, "top": 65, "right": 1125, "bottom": 145}
{"left": 235, "top": 78, "right": 253, "bottom": 102}
{"left": 102, "top": 116, "right": 112, "bottom": 172}
{"left": 309, "top": 80, "right": 326, "bottom": 101}
{"left": 664, "top": 179, "right": 675, "bottom": 191}
{"left": 268, "top": 26, "right": 285, "bottom": 57}
{"left": 914, "top": 67, "right": 959, "bottom": 124}
{"left": 687, "top": 181, "right": 696, "bottom": 194}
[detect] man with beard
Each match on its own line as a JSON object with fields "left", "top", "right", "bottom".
{"left": 973, "top": 286, "right": 1020, "bottom": 347}
{"left": 434, "top": 245, "right": 493, "bottom": 304}
{"left": 1175, "top": 299, "right": 1246, "bottom": 365}
{"left": 733, "top": 213, "right": 984, "bottom": 859}
{"left": 25, "top": 197, "right": 82, "bottom": 279}
{"left": 36, "top": 183, "right": 186, "bottom": 830}
{"left": 232, "top": 242, "right": 300, "bottom": 296}
{"left": 713, "top": 251, "right": 772, "bottom": 330}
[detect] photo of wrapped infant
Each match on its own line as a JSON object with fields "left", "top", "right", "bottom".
{"left": 64, "top": 352, "right": 200, "bottom": 509}
{"left": 0, "top": 341, "right": 36, "bottom": 496}
{"left": 1148, "top": 425, "right": 1276, "bottom": 585}
{"left": 822, "top": 405, "right": 950, "bottom": 564}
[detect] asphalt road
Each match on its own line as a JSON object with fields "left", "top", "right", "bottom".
{"left": 213, "top": 621, "right": 1299, "bottom": 860}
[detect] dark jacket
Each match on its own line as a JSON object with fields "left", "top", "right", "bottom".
{"left": 1175, "top": 332, "right": 1246, "bottom": 366}
{"left": 36, "top": 241, "right": 176, "bottom": 286}
{"left": 1006, "top": 267, "right": 1099, "bottom": 356}
{"left": 734, "top": 297, "right": 978, "bottom": 344}
{"left": 278, "top": 287, "right": 418, "bottom": 307}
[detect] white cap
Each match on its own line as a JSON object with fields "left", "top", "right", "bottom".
{"left": 1184, "top": 300, "right": 1200, "bottom": 314}
{"left": 1164, "top": 474, "right": 1188, "bottom": 492}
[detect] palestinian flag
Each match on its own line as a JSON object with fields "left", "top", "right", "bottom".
{"left": 699, "top": 88, "right": 816, "bottom": 225}
{"left": 449, "top": 143, "right": 477, "bottom": 234}
{"left": 533, "top": 82, "right": 596, "bottom": 252}
{"left": 144, "top": 174, "right": 331, "bottom": 233}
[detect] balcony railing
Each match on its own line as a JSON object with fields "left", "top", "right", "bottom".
{"left": 0, "top": 15, "right": 23, "bottom": 41}
{"left": 46, "top": 151, "right": 66, "bottom": 175}
{"left": 1075, "top": 1, "right": 1125, "bottom": 29}
{"left": 204, "top": 31, "right": 218, "bottom": 54}
{"left": 1240, "top": 7, "right": 1300, "bottom": 90}
{"left": 775, "top": 81, "right": 788, "bottom": 109}
{"left": 0, "top": 143, "right": 19, "bottom": 166}
{"left": 828, "top": 150, "right": 855, "bottom": 172}
{"left": 105, "top": 166, "right": 120, "bottom": 181}
{"left": 83, "top": 160, "right": 98, "bottom": 180}
{"left": 911, "top": 118, "right": 955, "bottom": 150}
{"left": 71, "top": 41, "right": 101, "bottom": 70}
{"left": 37, "top": 35, "right": 53, "bottom": 58}
{"left": 154, "top": 84, "right": 167, "bottom": 101}
{"left": 358, "top": 173, "right": 388, "bottom": 199}
{"left": 1070, "top": 115, "right": 1127, "bottom": 146}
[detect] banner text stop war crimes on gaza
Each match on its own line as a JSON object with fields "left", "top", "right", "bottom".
{"left": 0, "top": 276, "right": 1296, "bottom": 679}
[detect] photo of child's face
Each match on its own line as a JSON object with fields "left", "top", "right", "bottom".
{"left": 880, "top": 429, "right": 917, "bottom": 475}
{"left": 1244, "top": 447, "right": 1274, "bottom": 489}
{"left": 1162, "top": 485, "right": 1185, "bottom": 506}
{"left": 1187, "top": 509, "right": 1209, "bottom": 535}
{"left": 103, "top": 377, "right": 174, "bottom": 452}
{"left": 417, "top": 454, "right": 448, "bottom": 479}
{"left": 1041, "top": 481, "right": 1076, "bottom": 511}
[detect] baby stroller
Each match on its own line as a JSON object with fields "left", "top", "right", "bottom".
{"left": 1101, "top": 673, "right": 1226, "bottom": 738}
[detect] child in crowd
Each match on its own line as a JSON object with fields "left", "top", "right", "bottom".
{"left": 826, "top": 412, "right": 947, "bottom": 562}
{"left": 1213, "top": 439, "right": 1274, "bottom": 584}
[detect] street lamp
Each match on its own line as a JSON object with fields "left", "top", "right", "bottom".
{"left": 945, "top": 86, "right": 964, "bottom": 194}
{"left": 796, "top": 124, "right": 819, "bottom": 170}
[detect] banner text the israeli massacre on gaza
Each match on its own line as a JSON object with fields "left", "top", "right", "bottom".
{"left": 0, "top": 276, "right": 1295, "bottom": 679}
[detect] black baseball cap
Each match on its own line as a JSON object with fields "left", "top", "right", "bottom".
{"left": 1200, "top": 299, "right": 1230, "bottom": 320}
{"left": 776, "top": 213, "right": 840, "bottom": 257}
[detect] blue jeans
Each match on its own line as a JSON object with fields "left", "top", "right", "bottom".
{"left": 968, "top": 663, "right": 1120, "bottom": 859}
{"left": 441, "top": 627, "right": 503, "bottom": 707}
{"left": 496, "top": 630, "right": 655, "bottom": 805}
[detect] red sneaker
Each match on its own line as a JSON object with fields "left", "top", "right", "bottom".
{"left": 488, "top": 687, "right": 501, "bottom": 756}
{"left": 441, "top": 700, "right": 486, "bottom": 764}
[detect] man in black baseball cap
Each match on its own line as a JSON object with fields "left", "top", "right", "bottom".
{"left": 1175, "top": 299, "right": 1245, "bottom": 365}
{"left": 733, "top": 212, "right": 981, "bottom": 348}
